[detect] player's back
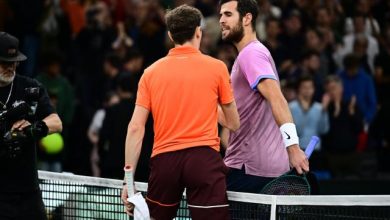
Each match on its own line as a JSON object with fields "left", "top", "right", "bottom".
{"left": 137, "top": 46, "right": 230, "bottom": 157}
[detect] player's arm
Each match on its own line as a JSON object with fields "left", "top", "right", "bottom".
{"left": 124, "top": 105, "right": 149, "bottom": 175}
{"left": 218, "top": 101, "right": 240, "bottom": 131}
{"left": 257, "top": 79, "right": 309, "bottom": 174}
{"left": 122, "top": 105, "right": 149, "bottom": 215}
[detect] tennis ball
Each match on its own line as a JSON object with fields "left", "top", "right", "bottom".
{"left": 40, "top": 133, "right": 64, "bottom": 154}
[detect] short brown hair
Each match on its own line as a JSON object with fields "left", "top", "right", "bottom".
{"left": 165, "top": 5, "right": 202, "bottom": 44}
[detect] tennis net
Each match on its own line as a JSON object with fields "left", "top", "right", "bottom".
{"left": 38, "top": 171, "right": 390, "bottom": 220}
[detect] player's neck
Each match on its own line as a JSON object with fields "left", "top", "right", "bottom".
{"left": 235, "top": 31, "right": 258, "bottom": 52}
{"left": 176, "top": 40, "right": 200, "bottom": 50}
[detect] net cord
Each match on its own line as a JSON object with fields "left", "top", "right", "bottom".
{"left": 38, "top": 171, "right": 390, "bottom": 207}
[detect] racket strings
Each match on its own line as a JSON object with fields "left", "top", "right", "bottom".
{"left": 260, "top": 174, "right": 310, "bottom": 195}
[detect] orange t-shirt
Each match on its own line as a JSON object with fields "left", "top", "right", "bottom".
{"left": 136, "top": 45, "right": 234, "bottom": 157}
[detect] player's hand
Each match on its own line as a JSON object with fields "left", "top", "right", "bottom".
{"left": 121, "top": 185, "right": 135, "bottom": 216}
{"left": 287, "top": 144, "right": 309, "bottom": 174}
{"left": 11, "top": 119, "right": 31, "bottom": 131}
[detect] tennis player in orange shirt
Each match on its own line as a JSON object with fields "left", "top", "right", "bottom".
{"left": 121, "top": 4, "right": 240, "bottom": 220}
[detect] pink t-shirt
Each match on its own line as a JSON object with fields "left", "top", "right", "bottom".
{"left": 224, "top": 40, "right": 289, "bottom": 177}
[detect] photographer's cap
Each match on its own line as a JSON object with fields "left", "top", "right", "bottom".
{"left": 0, "top": 32, "right": 27, "bottom": 62}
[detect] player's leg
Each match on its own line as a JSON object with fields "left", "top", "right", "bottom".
{"left": 146, "top": 151, "right": 185, "bottom": 220}
{"left": 183, "top": 147, "right": 230, "bottom": 220}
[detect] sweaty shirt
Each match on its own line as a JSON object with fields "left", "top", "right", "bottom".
{"left": 136, "top": 45, "right": 234, "bottom": 157}
{"left": 224, "top": 40, "right": 289, "bottom": 177}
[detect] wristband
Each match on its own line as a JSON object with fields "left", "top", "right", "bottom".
{"left": 280, "top": 123, "right": 299, "bottom": 148}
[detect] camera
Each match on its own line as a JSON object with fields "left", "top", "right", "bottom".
{"left": 0, "top": 87, "right": 39, "bottom": 158}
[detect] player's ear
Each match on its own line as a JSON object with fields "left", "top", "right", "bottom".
{"left": 243, "top": 13, "right": 252, "bottom": 27}
{"left": 195, "top": 26, "right": 202, "bottom": 40}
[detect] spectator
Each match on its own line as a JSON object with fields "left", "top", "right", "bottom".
{"left": 255, "top": 0, "right": 282, "bottom": 41}
{"left": 304, "top": 28, "right": 337, "bottom": 81}
{"left": 289, "top": 75, "right": 330, "bottom": 151}
{"left": 36, "top": 51, "right": 75, "bottom": 135}
{"left": 334, "top": 14, "right": 380, "bottom": 73}
{"left": 121, "top": 48, "right": 144, "bottom": 83}
{"left": 323, "top": 75, "right": 364, "bottom": 178}
{"left": 101, "top": 52, "right": 122, "bottom": 96}
{"left": 339, "top": 53, "right": 377, "bottom": 125}
{"left": 87, "top": 91, "right": 119, "bottom": 177}
{"left": 290, "top": 50, "right": 325, "bottom": 101}
{"left": 98, "top": 74, "right": 136, "bottom": 179}
{"left": 263, "top": 17, "right": 286, "bottom": 71}
{"left": 344, "top": 0, "right": 381, "bottom": 36}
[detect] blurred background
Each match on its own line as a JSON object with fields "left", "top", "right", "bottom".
{"left": 1, "top": 0, "right": 390, "bottom": 194}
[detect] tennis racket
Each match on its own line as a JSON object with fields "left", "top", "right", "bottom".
{"left": 260, "top": 136, "right": 319, "bottom": 195}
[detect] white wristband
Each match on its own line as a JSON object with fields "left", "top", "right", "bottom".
{"left": 280, "top": 123, "right": 299, "bottom": 148}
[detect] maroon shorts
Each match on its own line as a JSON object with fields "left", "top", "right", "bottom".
{"left": 146, "top": 146, "right": 230, "bottom": 220}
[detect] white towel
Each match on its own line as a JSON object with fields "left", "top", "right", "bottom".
{"left": 127, "top": 192, "right": 150, "bottom": 220}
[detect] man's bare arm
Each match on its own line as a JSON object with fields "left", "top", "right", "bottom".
{"left": 218, "top": 101, "right": 240, "bottom": 131}
{"left": 257, "top": 79, "right": 309, "bottom": 174}
{"left": 124, "top": 106, "right": 150, "bottom": 174}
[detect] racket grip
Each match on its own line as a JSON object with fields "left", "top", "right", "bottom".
{"left": 124, "top": 165, "right": 135, "bottom": 198}
{"left": 305, "top": 136, "right": 319, "bottom": 159}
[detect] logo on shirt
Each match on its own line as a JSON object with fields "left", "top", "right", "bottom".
{"left": 284, "top": 131, "right": 291, "bottom": 139}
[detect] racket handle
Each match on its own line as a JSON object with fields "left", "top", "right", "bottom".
{"left": 305, "top": 136, "right": 319, "bottom": 159}
{"left": 124, "top": 165, "right": 135, "bottom": 197}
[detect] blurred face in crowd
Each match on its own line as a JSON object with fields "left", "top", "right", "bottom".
{"left": 305, "top": 30, "right": 320, "bottom": 49}
{"left": 219, "top": 1, "right": 245, "bottom": 43}
{"left": 284, "top": 15, "right": 302, "bottom": 35}
{"left": 353, "top": 37, "right": 368, "bottom": 57}
{"left": 357, "top": 0, "right": 371, "bottom": 15}
{"left": 265, "top": 20, "right": 281, "bottom": 39}
{"left": 316, "top": 8, "right": 331, "bottom": 26}
{"left": 0, "top": 61, "right": 17, "bottom": 86}
{"left": 353, "top": 16, "right": 366, "bottom": 34}
{"left": 304, "top": 54, "right": 321, "bottom": 71}
{"left": 298, "top": 80, "right": 315, "bottom": 100}
{"left": 325, "top": 80, "right": 343, "bottom": 101}
{"left": 46, "top": 63, "right": 61, "bottom": 77}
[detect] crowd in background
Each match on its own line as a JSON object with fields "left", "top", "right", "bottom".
{"left": 1, "top": 0, "right": 390, "bottom": 181}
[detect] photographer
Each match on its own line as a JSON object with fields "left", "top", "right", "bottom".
{"left": 0, "top": 32, "right": 62, "bottom": 219}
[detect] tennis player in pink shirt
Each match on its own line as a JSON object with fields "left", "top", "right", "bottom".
{"left": 219, "top": 0, "right": 309, "bottom": 193}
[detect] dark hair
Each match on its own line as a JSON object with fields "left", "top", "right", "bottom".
{"left": 343, "top": 53, "right": 361, "bottom": 69}
{"left": 301, "top": 49, "right": 320, "bottom": 62}
{"left": 219, "top": 0, "right": 258, "bottom": 31}
{"left": 296, "top": 74, "right": 314, "bottom": 90}
{"left": 165, "top": 5, "right": 202, "bottom": 45}
{"left": 40, "top": 49, "right": 63, "bottom": 67}
{"left": 325, "top": 75, "right": 342, "bottom": 85}
{"left": 265, "top": 16, "right": 279, "bottom": 28}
